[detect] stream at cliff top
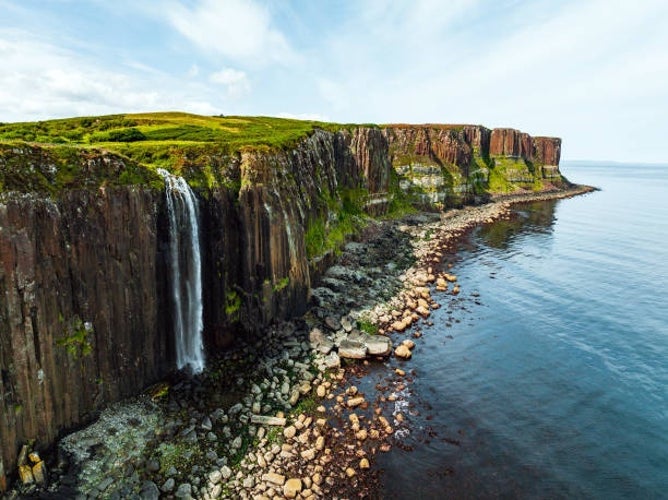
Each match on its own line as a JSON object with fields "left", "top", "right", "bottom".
{"left": 371, "top": 162, "right": 668, "bottom": 498}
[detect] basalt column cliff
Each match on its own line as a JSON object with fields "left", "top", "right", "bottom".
{"left": 0, "top": 116, "right": 565, "bottom": 485}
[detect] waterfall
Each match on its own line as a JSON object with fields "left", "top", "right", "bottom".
{"left": 157, "top": 169, "right": 205, "bottom": 374}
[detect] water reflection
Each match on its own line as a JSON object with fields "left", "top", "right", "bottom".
{"left": 476, "top": 200, "right": 558, "bottom": 250}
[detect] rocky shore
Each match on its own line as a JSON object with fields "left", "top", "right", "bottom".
{"left": 7, "top": 185, "right": 594, "bottom": 500}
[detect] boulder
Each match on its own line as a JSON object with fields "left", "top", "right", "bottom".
{"left": 323, "top": 352, "right": 341, "bottom": 369}
{"left": 395, "top": 345, "right": 412, "bottom": 359}
{"left": 250, "top": 415, "right": 287, "bottom": 426}
{"left": 284, "top": 478, "right": 303, "bottom": 498}
{"left": 363, "top": 335, "right": 392, "bottom": 356}
{"left": 324, "top": 316, "right": 342, "bottom": 331}
{"left": 262, "top": 472, "right": 286, "bottom": 486}
{"left": 338, "top": 340, "right": 368, "bottom": 359}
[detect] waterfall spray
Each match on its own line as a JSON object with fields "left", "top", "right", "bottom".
{"left": 157, "top": 169, "right": 205, "bottom": 374}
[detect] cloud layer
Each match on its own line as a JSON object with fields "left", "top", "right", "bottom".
{"left": 0, "top": 0, "right": 667, "bottom": 161}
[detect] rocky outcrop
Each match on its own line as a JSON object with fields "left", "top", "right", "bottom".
{"left": 0, "top": 188, "right": 171, "bottom": 484}
{"left": 532, "top": 136, "right": 561, "bottom": 166}
{"left": 0, "top": 123, "right": 564, "bottom": 485}
{"left": 490, "top": 128, "right": 533, "bottom": 159}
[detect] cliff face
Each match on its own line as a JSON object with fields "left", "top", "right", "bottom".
{"left": 0, "top": 188, "right": 171, "bottom": 481}
{"left": 0, "top": 123, "right": 563, "bottom": 482}
{"left": 383, "top": 125, "right": 565, "bottom": 207}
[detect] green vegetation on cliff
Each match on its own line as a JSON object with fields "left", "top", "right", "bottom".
{"left": 0, "top": 112, "right": 358, "bottom": 194}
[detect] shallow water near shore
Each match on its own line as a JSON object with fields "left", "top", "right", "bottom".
{"left": 375, "top": 162, "right": 668, "bottom": 498}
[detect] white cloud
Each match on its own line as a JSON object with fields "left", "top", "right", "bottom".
{"left": 0, "top": 29, "right": 221, "bottom": 121}
{"left": 209, "top": 68, "right": 250, "bottom": 99}
{"left": 187, "top": 64, "right": 200, "bottom": 78}
{"left": 165, "top": 0, "right": 296, "bottom": 66}
{"left": 277, "top": 112, "right": 330, "bottom": 122}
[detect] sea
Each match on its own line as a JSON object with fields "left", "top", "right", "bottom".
{"left": 375, "top": 162, "right": 668, "bottom": 499}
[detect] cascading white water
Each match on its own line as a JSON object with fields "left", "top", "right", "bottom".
{"left": 157, "top": 168, "right": 205, "bottom": 374}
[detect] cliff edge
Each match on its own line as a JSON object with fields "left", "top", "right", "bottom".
{"left": 0, "top": 113, "right": 568, "bottom": 485}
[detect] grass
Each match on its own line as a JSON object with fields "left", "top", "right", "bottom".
{"left": 0, "top": 112, "right": 341, "bottom": 157}
{"left": 0, "top": 112, "right": 357, "bottom": 194}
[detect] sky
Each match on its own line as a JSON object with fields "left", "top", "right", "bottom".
{"left": 1, "top": 0, "right": 667, "bottom": 162}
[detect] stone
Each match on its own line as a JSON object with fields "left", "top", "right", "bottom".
{"left": 146, "top": 459, "right": 160, "bottom": 472}
{"left": 243, "top": 476, "right": 255, "bottom": 488}
{"left": 221, "top": 465, "right": 232, "bottom": 479}
{"left": 316, "top": 384, "right": 326, "bottom": 398}
{"left": 347, "top": 396, "right": 365, "bottom": 408}
{"left": 338, "top": 339, "right": 368, "bottom": 359}
{"left": 345, "top": 467, "right": 356, "bottom": 478}
{"left": 28, "top": 452, "right": 41, "bottom": 464}
{"left": 402, "top": 339, "right": 416, "bottom": 349}
{"left": 209, "top": 470, "right": 222, "bottom": 485}
{"left": 175, "top": 483, "right": 192, "bottom": 499}
{"left": 340, "top": 316, "right": 354, "bottom": 332}
{"left": 395, "top": 344, "right": 412, "bottom": 359}
{"left": 250, "top": 415, "right": 287, "bottom": 426}
{"left": 283, "top": 425, "right": 297, "bottom": 439}
{"left": 363, "top": 334, "right": 392, "bottom": 356}
{"left": 360, "top": 458, "right": 370, "bottom": 469}
{"left": 416, "top": 306, "right": 430, "bottom": 317}
{"left": 31, "top": 460, "right": 48, "bottom": 486}
{"left": 323, "top": 352, "right": 341, "bottom": 369}
{"left": 18, "top": 464, "right": 34, "bottom": 485}
{"left": 300, "top": 449, "right": 316, "bottom": 461}
{"left": 324, "top": 316, "right": 342, "bottom": 331}
{"left": 161, "top": 478, "right": 176, "bottom": 493}
{"left": 140, "top": 481, "right": 160, "bottom": 500}
{"left": 283, "top": 478, "right": 302, "bottom": 498}
{"left": 262, "top": 472, "right": 285, "bottom": 486}
{"left": 201, "top": 416, "right": 213, "bottom": 431}
{"left": 391, "top": 320, "right": 408, "bottom": 332}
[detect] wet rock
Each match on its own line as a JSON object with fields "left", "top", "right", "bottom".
{"left": 363, "top": 334, "right": 392, "bottom": 356}
{"left": 347, "top": 396, "right": 366, "bottom": 408}
{"left": 338, "top": 340, "right": 368, "bottom": 359}
{"left": 395, "top": 344, "right": 412, "bottom": 359}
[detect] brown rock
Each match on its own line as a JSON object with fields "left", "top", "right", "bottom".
{"left": 395, "top": 345, "right": 412, "bottom": 359}
{"left": 263, "top": 472, "right": 286, "bottom": 486}
{"left": 347, "top": 396, "right": 366, "bottom": 408}
{"left": 284, "top": 478, "right": 302, "bottom": 498}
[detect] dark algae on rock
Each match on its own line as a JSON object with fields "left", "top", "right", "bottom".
{"left": 0, "top": 112, "right": 574, "bottom": 493}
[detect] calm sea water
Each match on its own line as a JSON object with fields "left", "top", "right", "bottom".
{"left": 376, "top": 162, "right": 668, "bottom": 499}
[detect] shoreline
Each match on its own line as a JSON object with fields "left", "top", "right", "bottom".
{"left": 9, "top": 184, "right": 595, "bottom": 499}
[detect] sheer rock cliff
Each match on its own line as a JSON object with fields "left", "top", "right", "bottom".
{"left": 0, "top": 123, "right": 565, "bottom": 482}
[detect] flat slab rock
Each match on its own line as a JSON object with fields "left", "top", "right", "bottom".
{"left": 338, "top": 339, "right": 368, "bottom": 359}
{"left": 363, "top": 334, "right": 392, "bottom": 356}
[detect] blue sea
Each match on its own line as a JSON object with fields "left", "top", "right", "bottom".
{"left": 376, "top": 162, "right": 668, "bottom": 498}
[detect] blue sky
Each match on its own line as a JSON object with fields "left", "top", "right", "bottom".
{"left": 1, "top": 0, "right": 667, "bottom": 162}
